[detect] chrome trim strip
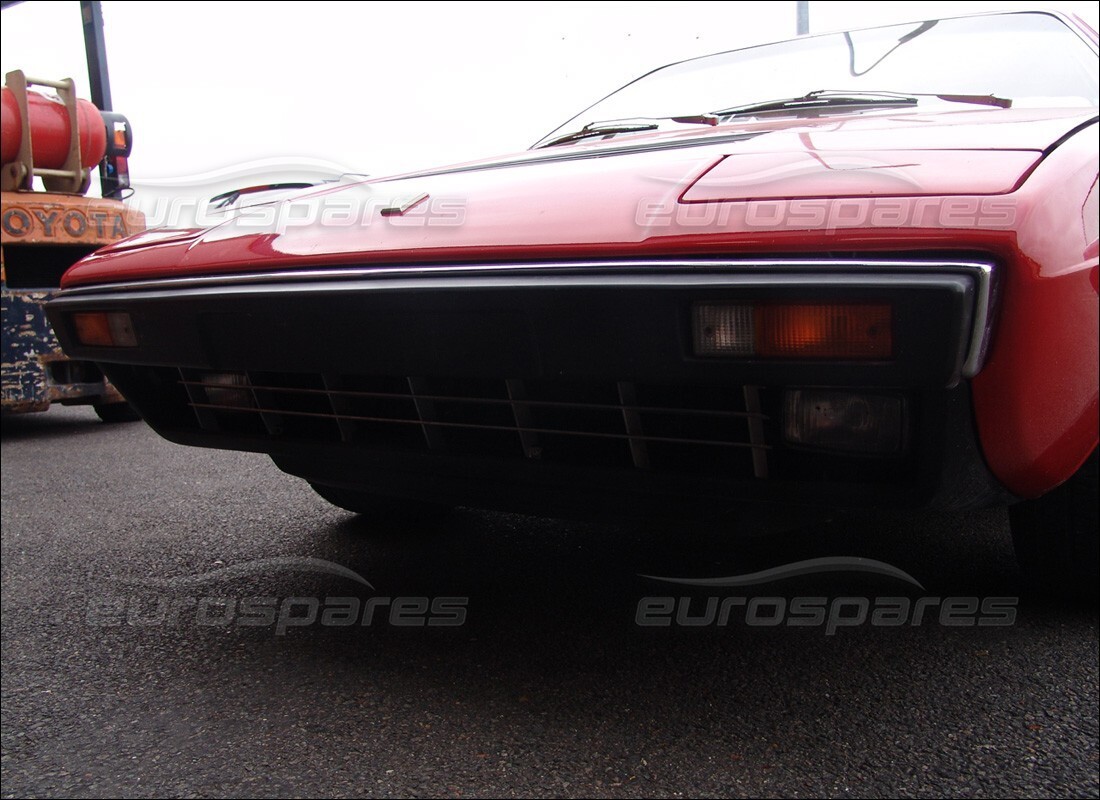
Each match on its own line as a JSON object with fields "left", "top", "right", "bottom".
{"left": 56, "top": 258, "right": 990, "bottom": 294}
{"left": 52, "top": 258, "right": 994, "bottom": 378}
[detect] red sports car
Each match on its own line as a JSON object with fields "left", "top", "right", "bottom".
{"left": 47, "top": 10, "right": 1098, "bottom": 598}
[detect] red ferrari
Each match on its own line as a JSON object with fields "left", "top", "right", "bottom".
{"left": 48, "top": 10, "right": 1099, "bottom": 598}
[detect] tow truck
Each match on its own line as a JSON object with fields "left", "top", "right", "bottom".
{"left": 1, "top": 0, "right": 144, "bottom": 421}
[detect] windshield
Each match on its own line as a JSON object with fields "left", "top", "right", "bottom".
{"left": 534, "top": 11, "right": 1099, "bottom": 147}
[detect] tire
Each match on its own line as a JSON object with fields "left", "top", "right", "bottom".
{"left": 309, "top": 482, "right": 451, "bottom": 522}
{"left": 93, "top": 402, "right": 141, "bottom": 423}
{"left": 1009, "top": 450, "right": 1098, "bottom": 601}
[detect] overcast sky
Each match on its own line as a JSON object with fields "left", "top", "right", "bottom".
{"left": 2, "top": 0, "right": 1098, "bottom": 195}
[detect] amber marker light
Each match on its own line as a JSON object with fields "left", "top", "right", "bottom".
{"left": 755, "top": 304, "right": 892, "bottom": 359}
{"left": 71, "top": 311, "right": 138, "bottom": 347}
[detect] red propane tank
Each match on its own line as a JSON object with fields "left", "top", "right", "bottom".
{"left": 1, "top": 86, "right": 106, "bottom": 170}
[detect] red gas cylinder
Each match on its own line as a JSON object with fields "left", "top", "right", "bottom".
{"left": 1, "top": 86, "right": 107, "bottom": 169}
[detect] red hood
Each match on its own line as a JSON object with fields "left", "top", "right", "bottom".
{"left": 63, "top": 107, "right": 1097, "bottom": 287}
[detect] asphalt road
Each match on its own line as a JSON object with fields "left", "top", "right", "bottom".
{"left": 2, "top": 406, "right": 1097, "bottom": 799}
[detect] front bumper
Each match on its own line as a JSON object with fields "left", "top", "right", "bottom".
{"left": 46, "top": 259, "right": 1006, "bottom": 516}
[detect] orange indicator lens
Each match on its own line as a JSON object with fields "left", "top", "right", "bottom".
{"left": 755, "top": 304, "right": 892, "bottom": 359}
{"left": 71, "top": 311, "right": 137, "bottom": 347}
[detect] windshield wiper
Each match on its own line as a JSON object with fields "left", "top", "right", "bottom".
{"left": 538, "top": 115, "right": 718, "bottom": 148}
{"left": 539, "top": 119, "right": 658, "bottom": 148}
{"left": 540, "top": 86, "right": 1014, "bottom": 150}
{"left": 711, "top": 89, "right": 1011, "bottom": 119}
{"left": 822, "top": 89, "right": 1012, "bottom": 109}
{"left": 711, "top": 90, "right": 919, "bottom": 118}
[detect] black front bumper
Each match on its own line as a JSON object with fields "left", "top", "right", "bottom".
{"left": 46, "top": 259, "right": 1006, "bottom": 517}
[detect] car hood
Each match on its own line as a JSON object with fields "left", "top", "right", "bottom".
{"left": 63, "top": 107, "right": 1097, "bottom": 287}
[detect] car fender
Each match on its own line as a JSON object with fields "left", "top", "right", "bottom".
{"left": 971, "top": 121, "right": 1099, "bottom": 497}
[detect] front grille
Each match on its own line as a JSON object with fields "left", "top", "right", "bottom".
{"left": 177, "top": 370, "right": 770, "bottom": 479}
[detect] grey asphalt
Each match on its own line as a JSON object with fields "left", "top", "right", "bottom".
{"left": 2, "top": 406, "right": 1097, "bottom": 799}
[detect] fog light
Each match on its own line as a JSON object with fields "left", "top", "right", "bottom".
{"left": 202, "top": 372, "right": 254, "bottom": 409}
{"left": 71, "top": 311, "right": 137, "bottom": 347}
{"left": 784, "top": 390, "right": 906, "bottom": 455}
{"left": 693, "top": 304, "right": 754, "bottom": 356}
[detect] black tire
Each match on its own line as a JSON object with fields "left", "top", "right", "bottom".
{"left": 1009, "top": 450, "right": 1098, "bottom": 601}
{"left": 309, "top": 482, "right": 451, "bottom": 522}
{"left": 93, "top": 402, "right": 141, "bottom": 423}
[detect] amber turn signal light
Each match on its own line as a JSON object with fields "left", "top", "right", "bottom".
{"left": 756, "top": 304, "right": 892, "bottom": 359}
{"left": 71, "top": 311, "right": 138, "bottom": 347}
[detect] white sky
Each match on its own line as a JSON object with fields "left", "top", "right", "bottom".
{"left": 2, "top": 1, "right": 1098, "bottom": 190}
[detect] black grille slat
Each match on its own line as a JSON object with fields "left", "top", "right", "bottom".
{"left": 181, "top": 402, "right": 767, "bottom": 448}
{"left": 506, "top": 379, "right": 541, "bottom": 460}
{"left": 180, "top": 380, "right": 761, "bottom": 420}
{"left": 334, "top": 375, "right": 424, "bottom": 450}
{"left": 179, "top": 372, "right": 770, "bottom": 478}
{"left": 321, "top": 373, "right": 356, "bottom": 443}
{"left": 617, "top": 381, "right": 650, "bottom": 469}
